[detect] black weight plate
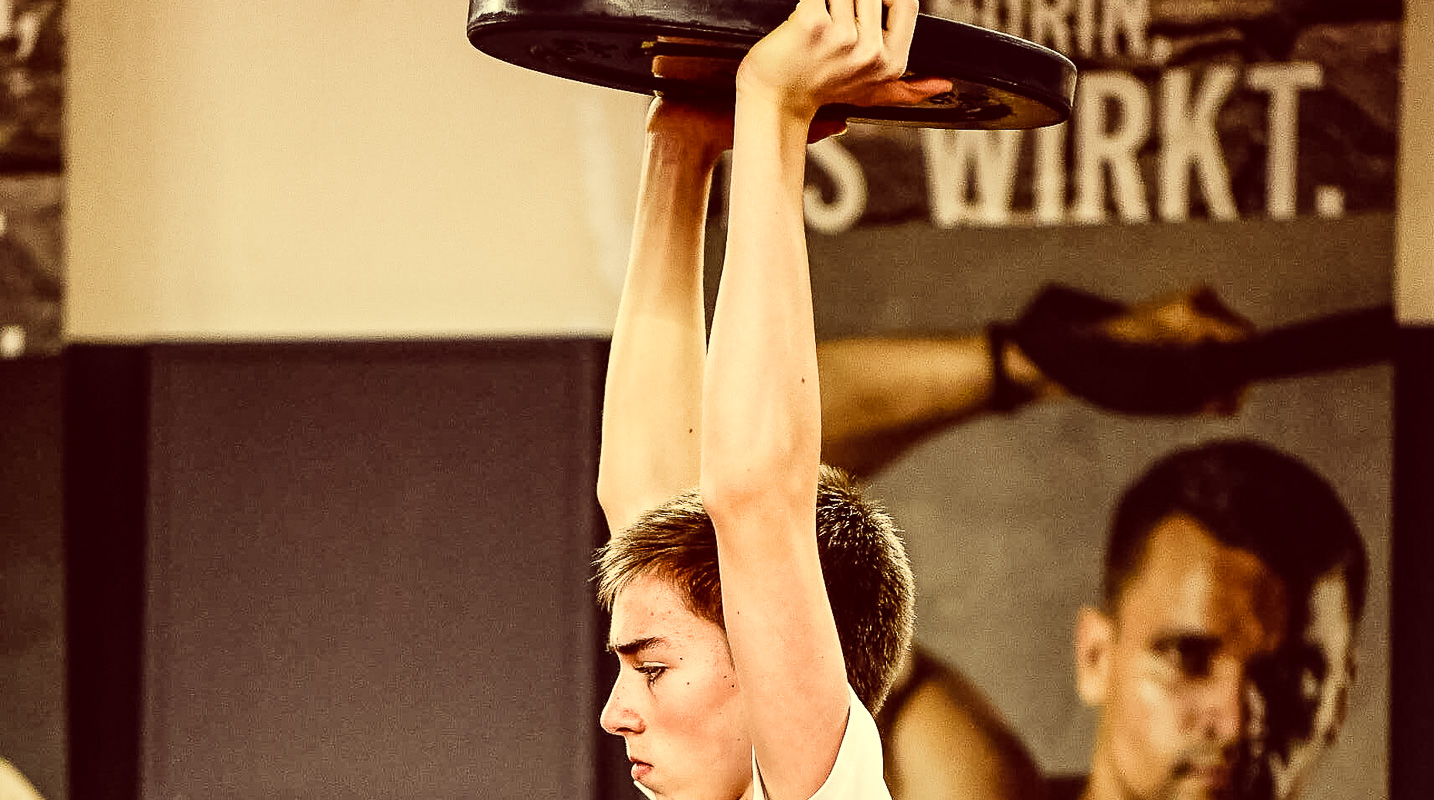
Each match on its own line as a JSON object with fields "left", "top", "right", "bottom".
{"left": 467, "top": 0, "right": 1076, "bottom": 129}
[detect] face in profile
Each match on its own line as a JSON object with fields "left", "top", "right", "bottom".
{"left": 600, "top": 572, "right": 752, "bottom": 800}
{"left": 1078, "top": 514, "right": 1290, "bottom": 800}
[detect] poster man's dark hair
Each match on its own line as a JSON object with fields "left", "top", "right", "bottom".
{"left": 1104, "top": 438, "right": 1368, "bottom": 626}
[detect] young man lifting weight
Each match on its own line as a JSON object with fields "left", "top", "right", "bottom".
{"left": 593, "top": 0, "right": 950, "bottom": 796}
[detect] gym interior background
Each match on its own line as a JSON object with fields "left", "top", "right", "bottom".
{"left": 1, "top": 2, "right": 1432, "bottom": 799}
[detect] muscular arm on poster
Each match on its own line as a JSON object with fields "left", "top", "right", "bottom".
{"left": 881, "top": 649, "right": 1049, "bottom": 800}
{"left": 817, "top": 332, "right": 1057, "bottom": 480}
{"left": 829, "top": 287, "right": 1253, "bottom": 800}
{"left": 818, "top": 286, "right": 1253, "bottom": 479}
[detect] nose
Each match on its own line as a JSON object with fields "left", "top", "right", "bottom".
{"left": 1199, "top": 668, "right": 1252, "bottom": 744}
{"left": 600, "top": 674, "right": 643, "bottom": 736}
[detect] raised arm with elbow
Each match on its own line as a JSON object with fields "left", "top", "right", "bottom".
{"left": 699, "top": 1, "right": 952, "bottom": 797}
{"left": 597, "top": 104, "right": 731, "bottom": 536}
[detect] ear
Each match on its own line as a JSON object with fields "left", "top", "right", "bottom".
{"left": 1075, "top": 605, "right": 1115, "bottom": 707}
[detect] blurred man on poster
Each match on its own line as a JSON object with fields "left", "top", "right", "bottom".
{"left": 816, "top": 286, "right": 1378, "bottom": 800}
{"left": 1058, "top": 440, "right": 1367, "bottom": 800}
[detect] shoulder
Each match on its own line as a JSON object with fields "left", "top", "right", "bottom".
{"left": 880, "top": 648, "right": 1047, "bottom": 800}
{"left": 756, "top": 685, "right": 890, "bottom": 800}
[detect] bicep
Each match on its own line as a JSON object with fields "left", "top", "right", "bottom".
{"left": 887, "top": 681, "right": 1046, "bottom": 800}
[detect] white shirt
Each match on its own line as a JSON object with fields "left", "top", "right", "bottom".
{"left": 633, "top": 684, "right": 890, "bottom": 800}
{"left": 752, "top": 684, "right": 890, "bottom": 800}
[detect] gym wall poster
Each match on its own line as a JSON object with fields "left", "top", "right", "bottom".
{"left": 0, "top": 0, "right": 61, "bottom": 359}
{"left": 0, "top": 3, "right": 64, "bottom": 798}
{"left": 698, "top": 2, "right": 1397, "bottom": 799}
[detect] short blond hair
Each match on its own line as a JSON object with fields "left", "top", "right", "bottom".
{"left": 595, "top": 465, "right": 914, "bottom": 712}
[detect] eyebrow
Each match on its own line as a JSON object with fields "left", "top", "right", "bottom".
{"left": 1150, "top": 630, "right": 1222, "bottom": 651}
{"left": 607, "top": 636, "right": 667, "bottom": 656}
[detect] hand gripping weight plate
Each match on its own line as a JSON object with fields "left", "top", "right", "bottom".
{"left": 466, "top": 0, "right": 1077, "bottom": 129}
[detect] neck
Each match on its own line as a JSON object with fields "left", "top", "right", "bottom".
{"left": 1082, "top": 735, "right": 1126, "bottom": 800}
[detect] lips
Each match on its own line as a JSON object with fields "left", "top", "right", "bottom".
{"left": 1192, "top": 764, "right": 1230, "bottom": 780}
{"left": 629, "top": 757, "right": 653, "bottom": 782}
{"left": 1183, "top": 761, "right": 1233, "bottom": 788}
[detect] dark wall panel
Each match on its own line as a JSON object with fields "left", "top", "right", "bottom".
{"left": 65, "top": 347, "right": 149, "bottom": 800}
{"left": 66, "top": 340, "right": 610, "bottom": 799}
{"left": 0, "top": 357, "right": 65, "bottom": 800}
{"left": 1392, "top": 325, "right": 1434, "bottom": 800}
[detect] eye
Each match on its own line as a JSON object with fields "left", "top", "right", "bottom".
{"left": 1155, "top": 638, "right": 1218, "bottom": 679}
{"left": 636, "top": 663, "right": 667, "bottom": 686}
{"left": 1271, "top": 645, "right": 1329, "bottom": 701}
{"left": 1299, "top": 647, "right": 1329, "bottom": 687}
{"left": 1248, "top": 651, "right": 1323, "bottom": 743}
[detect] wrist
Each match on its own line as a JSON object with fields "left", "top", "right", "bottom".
{"left": 732, "top": 93, "right": 820, "bottom": 161}
{"left": 735, "top": 69, "right": 818, "bottom": 128}
{"left": 987, "top": 324, "right": 1061, "bottom": 412}
{"left": 644, "top": 131, "right": 725, "bottom": 184}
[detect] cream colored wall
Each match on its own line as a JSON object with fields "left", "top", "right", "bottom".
{"left": 66, "top": 2, "right": 647, "bottom": 341}
{"left": 1399, "top": 0, "right": 1434, "bottom": 323}
{"left": 66, "top": 2, "right": 1434, "bottom": 334}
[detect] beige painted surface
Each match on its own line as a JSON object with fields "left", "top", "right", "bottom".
{"left": 67, "top": 2, "right": 647, "bottom": 340}
{"left": 65, "top": 2, "right": 1432, "bottom": 332}
{"left": 1399, "top": 1, "right": 1434, "bottom": 323}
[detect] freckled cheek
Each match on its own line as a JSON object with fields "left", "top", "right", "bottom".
{"left": 701, "top": 672, "right": 748, "bottom": 743}
{"left": 662, "top": 690, "right": 747, "bottom": 771}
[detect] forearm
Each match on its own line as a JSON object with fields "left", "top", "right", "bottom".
{"left": 702, "top": 89, "right": 849, "bottom": 800}
{"left": 700, "top": 0, "right": 946, "bottom": 792}
{"left": 818, "top": 334, "right": 1061, "bottom": 478}
{"left": 597, "top": 130, "right": 716, "bottom": 534}
{"left": 702, "top": 96, "right": 823, "bottom": 506}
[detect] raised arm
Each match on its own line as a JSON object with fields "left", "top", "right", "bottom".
{"left": 700, "top": 0, "right": 950, "bottom": 797}
{"left": 818, "top": 333, "right": 1059, "bottom": 479}
{"left": 596, "top": 102, "right": 731, "bottom": 536}
{"left": 818, "top": 286, "right": 1256, "bottom": 479}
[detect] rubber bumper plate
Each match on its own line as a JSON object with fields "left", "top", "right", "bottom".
{"left": 467, "top": 0, "right": 1077, "bottom": 129}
